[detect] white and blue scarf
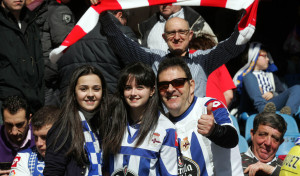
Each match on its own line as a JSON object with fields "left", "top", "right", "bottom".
{"left": 79, "top": 111, "right": 102, "bottom": 176}
{"left": 28, "top": 147, "right": 44, "bottom": 176}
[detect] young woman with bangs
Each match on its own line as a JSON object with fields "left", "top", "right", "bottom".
{"left": 102, "top": 62, "right": 178, "bottom": 176}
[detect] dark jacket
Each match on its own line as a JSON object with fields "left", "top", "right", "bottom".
{"left": 0, "top": 5, "right": 44, "bottom": 113}
{"left": 57, "top": 14, "right": 137, "bottom": 97}
{"left": 32, "top": 0, "right": 75, "bottom": 88}
{"left": 138, "top": 6, "right": 212, "bottom": 48}
{"left": 43, "top": 121, "right": 87, "bottom": 176}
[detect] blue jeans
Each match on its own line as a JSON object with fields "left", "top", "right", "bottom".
{"left": 241, "top": 73, "right": 300, "bottom": 115}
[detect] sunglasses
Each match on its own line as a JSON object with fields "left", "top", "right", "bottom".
{"left": 158, "top": 78, "right": 188, "bottom": 92}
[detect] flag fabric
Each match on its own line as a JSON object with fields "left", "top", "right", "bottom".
{"left": 50, "top": 0, "right": 259, "bottom": 63}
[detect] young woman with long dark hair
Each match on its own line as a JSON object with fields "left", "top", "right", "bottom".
{"left": 102, "top": 62, "right": 178, "bottom": 176}
{"left": 44, "top": 65, "right": 108, "bottom": 176}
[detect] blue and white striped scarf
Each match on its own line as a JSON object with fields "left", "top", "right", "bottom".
{"left": 28, "top": 147, "right": 44, "bottom": 176}
{"left": 79, "top": 111, "right": 102, "bottom": 176}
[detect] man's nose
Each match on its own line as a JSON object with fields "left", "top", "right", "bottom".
{"left": 264, "top": 136, "right": 272, "bottom": 145}
{"left": 11, "top": 126, "right": 18, "bottom": 135}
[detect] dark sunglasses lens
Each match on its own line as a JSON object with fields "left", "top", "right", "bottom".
{"left": 172, "top": 79, "right": 186, "bottom": 88}
{"left": 158, "top": 83, "right": 169, "bottom": 91}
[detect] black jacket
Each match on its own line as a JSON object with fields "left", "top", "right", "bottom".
{"left": 44, "top": 121, "right": 88, "bottom": 176}
{"left": 32, "top": 0, "right": 75, "bottom": 89}
{"left": 0, "top": 5, "right": 44, "bottom": 113}
{"left": 58, "top": 14, "right": 137, "bottom": 97}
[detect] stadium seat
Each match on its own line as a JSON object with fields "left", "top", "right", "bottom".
{"left": 276, "top": 133, "right": 299, "bottom": 156}
{"left": 245, "top": 113, "right": 299, "bottom": 143}
{"left": 240, "top": 112, "right": 250, "bottom": 121}
{"left": 239, "top": 135, "right": 248, "bottom": 153}
{"left": 230, "top": 115, "right": 240, "bottom": 135}
{"left": 244, "top": 114, "right": 257, "bottom": 143}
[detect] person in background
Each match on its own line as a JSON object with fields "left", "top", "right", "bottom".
{"left": 0, "top": 0, "right": 44, "bottom": 117}
{"left": 157, "top": 57, "right": 242, "bottom": 176}
{"left": 139, "top": 4, "right": 216, "bottom": 51}
{"left": 189, "top": 33, "right": 236, "bottom": 107}
{"left": 99, "top": 10, "right": 247, "bottom": 98}
{"left": 25, "top": 0, "right": 75, "bottom": 106}
{"left": 43, "top": 65, "right": 108, "bottom": 176}
{"left": 9, "top": 106, "right": 60, "bottom": 176}
{"left": 58, "top": 10, "right": 137, "bottom": 98}
{"left": 0, "top": 96, "right": 34, "bottom": 176}
{"left": 280, "top": 137, "right": 300, "bottom": 176}
{"left": 102, "top": 62, "right": 178, "bottom": 175}
{"left": 241, "top": 112, "right": 287, "bottom": 176}
{"left": 233, "top": 42, "right": 300, "bottom": 116}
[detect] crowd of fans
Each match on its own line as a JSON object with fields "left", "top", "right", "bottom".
{"left": 0, "top": 0, "right": 300, "bottom": 175}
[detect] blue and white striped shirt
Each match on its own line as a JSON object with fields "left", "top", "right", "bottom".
{"left": 108, "top": 114, "right": 179, "bottom": 176}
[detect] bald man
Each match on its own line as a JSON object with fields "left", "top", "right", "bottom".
{"left": 100, "top": 11, "right": 248, "bottom": 97}
{"left": 139, "top": 5, "right": 216, "bottom": 51}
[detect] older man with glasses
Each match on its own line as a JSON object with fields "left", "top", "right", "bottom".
{"left": 156, "top": 57, "right": 243, "bottom": 176}
{"left": 100, "top": 10, "right": 250, "bottom": 97}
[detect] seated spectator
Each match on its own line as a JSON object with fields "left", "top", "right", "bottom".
{"left": 0, "top": 96, "right": 34, "bottom": 176}
{"left": 241, "top": 112, "right": 287, "bottom": 176}
{"left": 189, "top": 33, "right": 236, "bottom": 107}
{"left": 280, "top": 137, "right": 300, "bottom": 176}
{"left": 9, "top": 106, "right": 60, "bottom": 176}
{"left": 233, "top": 42, "right": 300, "bottom": 116}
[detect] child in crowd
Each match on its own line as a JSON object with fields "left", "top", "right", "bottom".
{"left": 43, "top": 65, "right": 108, "bottom": 176}
{"left": 233, "top": 42, "right": 300, "bottom": 116}
{"left": 102, "top": 62, "right": 178, "bottom": 175}
{"left": 9, "top": 106, "right": 60, "bottom": 176}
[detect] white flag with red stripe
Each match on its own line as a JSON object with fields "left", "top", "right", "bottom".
{"left": 50, "top": 0, "right": 259, "bottom": 63}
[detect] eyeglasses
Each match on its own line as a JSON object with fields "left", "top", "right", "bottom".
{"left": 165, "top": 30, "right": 190, "bottom": 39}
{"left": 158, "top": 78, "right": 188, "bottom": 92}
{"left": 259, "top": 54, "right": 268, "bottom": 58}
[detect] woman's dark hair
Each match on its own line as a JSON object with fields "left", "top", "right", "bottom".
{"left": 49, "top": 65, "right": 108, "bottom": 164}
{"left": 102, "top": 62, "right": 158, "bottom": 161}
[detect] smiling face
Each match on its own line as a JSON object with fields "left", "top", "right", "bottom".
{"left": 163, "top": 17, "right": 193, "bottom": 56}
{"left": 254, "top": 50, "right": 270, "bottom": 71}
{"left": 158, "top": 66, "right": 195, "bottom": 117}
{"left": 33, "top": 124, "right": 52, "bottom": 158}
{"left": 124, "top": 76, "right": 154, "bottom": 111}
{"left": 75, "top": 74, "right": 102, "bottom": 112}
{"left": 3, "top": 108, "right": 30, "bottom": 146}
{"left": 251, "top": 124, "right": 283, "bottom": 163}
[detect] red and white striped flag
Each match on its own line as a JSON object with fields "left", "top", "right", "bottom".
{"left": 50, "top": 0, "right": 259, "bottom": 63}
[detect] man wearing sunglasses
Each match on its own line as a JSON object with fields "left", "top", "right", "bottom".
{"left": 100, "top": 10, "right": 249, "bottom": 98}
{"left": 156, "top": 57, "right": 243, "bottom": 176}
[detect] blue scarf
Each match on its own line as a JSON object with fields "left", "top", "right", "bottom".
{"left": 79, "top": 111, "right": 102, "bottom": 176}
{"left": 28, "top": 147, "right": 44, "bottom": 176}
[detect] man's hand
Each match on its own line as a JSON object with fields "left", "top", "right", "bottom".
{"left": 90, "top": 0, "right": 100, "bottom": 5}
{"left": 244, "top": 162, "right": 275, "bottom": 176}
{"left": 0, "top": 169, "right": 10, "bottom": 176}
{"left": 197, "top": 103, "right": 215, "bottom": 136}
{"left": 262, "top": 92, "right": 273, "bottom": 101}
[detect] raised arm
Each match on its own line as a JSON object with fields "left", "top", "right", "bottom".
{"left": 192, "top": 24, "right": 246, "bottom": 76}
{"left": 100, "top": 12, "right": 163, "bottom": 66}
